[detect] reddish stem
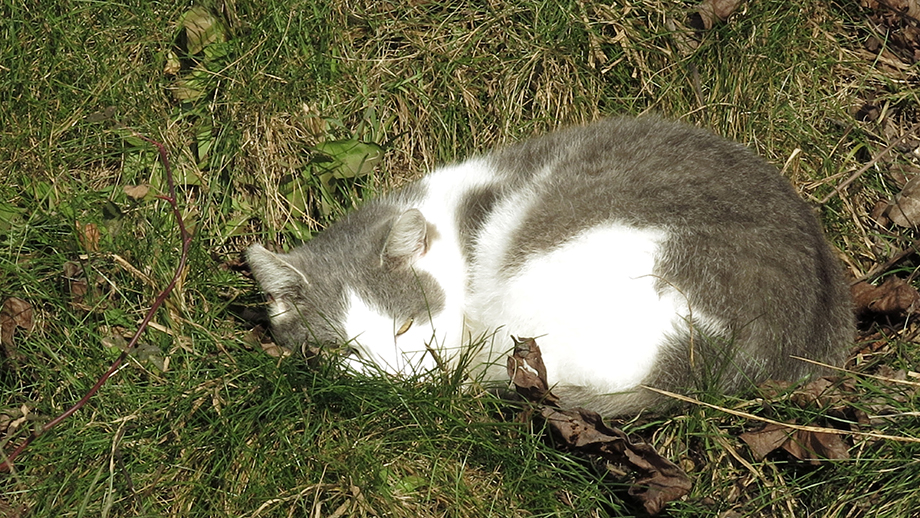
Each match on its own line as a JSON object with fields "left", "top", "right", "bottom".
{"left": 0, "top": 129, "right": 192, "bottom": 473}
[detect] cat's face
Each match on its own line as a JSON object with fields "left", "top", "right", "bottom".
{"left": 247, "top": 207, "right": 457, "bottom": 374}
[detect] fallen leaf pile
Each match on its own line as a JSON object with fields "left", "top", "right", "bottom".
{"left": 507, "top": 337, "right": 692, "bottom": 515}
{"left": 741, "top": 376, "right": 854, "bottom": 464}
{"left": 745, "top": 372, "right": 920, "bottom": 463}
{"left": 739, "top": 422, "right": 849, "bottom": 464}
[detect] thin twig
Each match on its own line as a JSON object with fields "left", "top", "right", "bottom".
{"left": 640, "top": 385, "right": 920, "bottom": 444}
{"left": 0, "top": 128, "right": 192, "bottom": 472}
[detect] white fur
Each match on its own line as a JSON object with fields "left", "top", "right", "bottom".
{"left": 468, "top": 223, "right": 691, "bottom": 393}
{"left": 342, "top": 159, "right": 709, "bottom": 396}
{"left": 343, "top": 291, "right": 439, "bottom": 373}
{"left": 343, "top": 161, "right": 494, "bottom": 373}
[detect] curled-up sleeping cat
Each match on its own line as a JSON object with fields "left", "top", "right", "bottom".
{"left": 247, "top": 116, "right": 854, "bottom": 416}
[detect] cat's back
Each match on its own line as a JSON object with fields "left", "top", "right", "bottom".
{"left": 488, "top": 117, "right": 808, "bottom": 225}
{"left": 472, "top": 117, "right": 822, "bottom": 275}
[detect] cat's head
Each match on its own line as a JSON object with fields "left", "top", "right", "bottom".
{"left": 246, "top": 206, "right": 458, "bottom": 374}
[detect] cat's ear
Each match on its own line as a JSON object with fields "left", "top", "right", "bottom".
{"left": 246, "top": 244, "right": 310, "bottom": 297}
{"left": 382, "top": 209, "right": 429, "bottom": 267}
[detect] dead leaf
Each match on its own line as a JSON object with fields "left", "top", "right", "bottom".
{"left": 875, "top": 364, "right": 909, "bottom": 381}
{"left": 697, "top": 0, "right": 743, "bottom": 30}
{"left": 886, "top": 163, "right": 920, "bottom": 188}
{"left": 507, "top": 337, "right": 691, "bottom": 515}
{"left": 63, "top": 261, "right": 89, "bottom": 306}
{"left": 782, "top": 429, "right": 850, "bottom": 464}
{"left": 76, "top": 221, "right": 100, "bottom": 252}
{"left": 543, "top": 406, "right": 693, "bottom": 514}
{"left": 739, "top": 423, "right": 791, "bottom": 459}
{"left": 759, "top": 377, "right": 852, "bottom": 411}
{"left": 1, "top": 298, "right": 33, "bottom": 361}
{"left": 790, "top": 377, "right": 837, "bottom": 408}
{"left": 124, "top": 184, "right": 151, "bottom": 200}
{"left": 0, "top": 405, "right": 31, "bottom": 437}
{"left": 740, "top": 422, "right": 849, "bottom": 464}
{"left": 86, "top": 106, "right": 116, "bottom": 123}
{"left": 164, "top": 49, "right": 181, "bottom": 76}
{"left": 851, "top": 277, "right": 920, "bottom": 316}
{"left": 870, "top": 199, "right": 891, "bottom": 226}
{"left": 506, "top": 336, "right": 559, "bottom": 405}
{"left": 885, "top": 174, "right": 920, "bottom": 226}
{"left": 261, "top": 343, "right": 290, "bottom": 358}
{"left": 242, "top": 325, "right": 292, "bottom": 358}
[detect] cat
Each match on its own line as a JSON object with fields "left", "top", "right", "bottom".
{"left": 246, "top": 116, "right": 854, "bottom": 416}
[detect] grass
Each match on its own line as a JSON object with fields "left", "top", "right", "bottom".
{"left": 2, "top": 0, "right": 920, "bottom": 516}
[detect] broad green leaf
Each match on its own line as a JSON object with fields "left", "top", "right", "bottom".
{"left": 218, "top": 213, "right": 249, "bottom": 242}
{"left": 196, "top": 121, "right": 214, "bottom": 166}
{"left": 0, "top": 201, "right": 24, "bottom": 232}
{"left": 171, "top": 65, "right": 211, "bottom": 102}
{"left": 102, "top": 200, "right": 123, "bottom": 220}
{"left": 284, "top": 220, "right": 313, "bottom": 243}
{"left": 116, "top": 127, "right": 149, "bottom": 148}
{"left": 393, "top": 475, "right": 428, "bottom": 494}
{"left": 280, "top": 177, "right": 310, "bottom": 217}
{"left": 31, "top": 180, "right": 53, "bottom": 204}
{"left": 203, "top": 41, "right": 233, "bottom": 64}
{"left": 312, "top": 138, "right": 383, "bottom": 179}
{"left": 180, "top": 6, "right": 227, "bottom": 56}
{"left": 122, "top": 151, "right": 159, "bottom": 187}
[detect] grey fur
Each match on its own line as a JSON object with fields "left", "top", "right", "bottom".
{"left": 247, "top": 116, "right": 854, "bottom": 415}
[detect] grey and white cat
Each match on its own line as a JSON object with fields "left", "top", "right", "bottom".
{"left": 247, "top": 116, "right": 854, "bottom": 416}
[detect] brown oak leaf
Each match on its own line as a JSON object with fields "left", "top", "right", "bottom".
{"left": 507, "top": 337, "right": 691, "bottom": 515}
